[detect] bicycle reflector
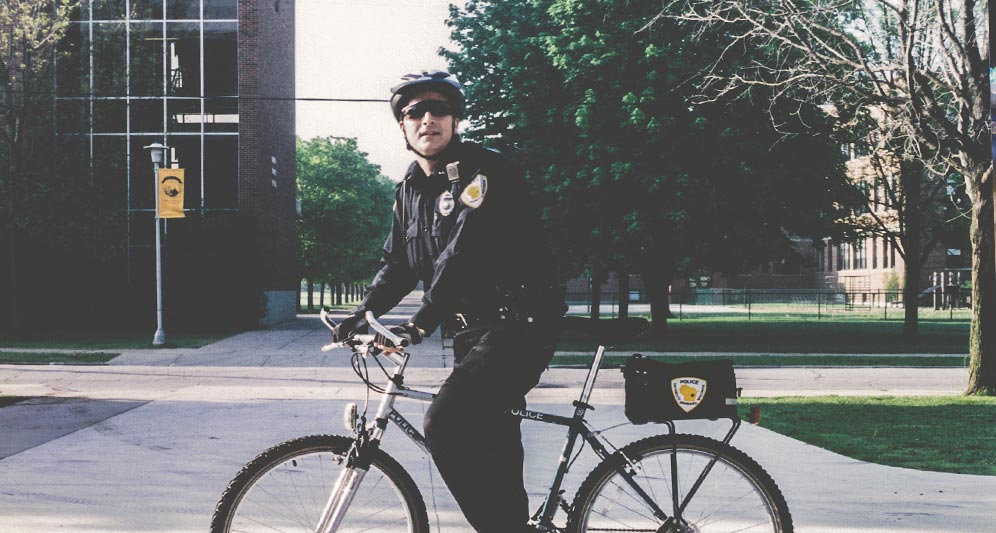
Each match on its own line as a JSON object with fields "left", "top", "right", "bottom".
{"left": 343, "top": 402, "right": 359, "bottom": 432}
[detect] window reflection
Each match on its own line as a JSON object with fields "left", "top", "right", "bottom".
{"left": 129, "top": 23, "right": 164, "bottom": 97}
{"left": 94, "top": 99, "right": 128, "bottom": 133}
{"left": 204, "top": 22, "right": 237, "bottom": 96}
{"left": 132, "top": 98, "right": 165, "bottom": 133}
{"left": 93, "top": 23, "right": 127, "bottom": 96}
{"left": 205, "top": 0, "right": 237, "bottom": 19}
{"left": 131, "top": 0, "right": 164, "bottom": 20}
{"left": 57, "top": 24, "right": 87, "bottom": 96}
{"left": 167, "top": 0, "right": 200, "bottom": 19}
{"left": 167, "top": 23, "right": 200, "bottom": 96}
{"left": 92, "top": 0, "right": 127, "bottom": 19}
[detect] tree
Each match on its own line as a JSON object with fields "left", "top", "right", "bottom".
{"left": 0, "top": 1, "right": 125, "bottom": 336}
{"left": 838, "top": 115, "right": 970, "bottom": 336}
{"left": 444, "top": 0, "right": 847, "bottom": 335}
{"left": 296, "top": 136, "right": 394, "bottom": 311}
{"left": 671, "top": 0, "right": 993, "bottom": 393}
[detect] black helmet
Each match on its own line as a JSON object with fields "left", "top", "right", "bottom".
{"left": 390, "top": 70, "right": 465, "bottom": 121}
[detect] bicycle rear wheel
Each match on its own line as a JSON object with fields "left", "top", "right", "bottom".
{"left": 568, "top": 434, "right": 792, "bottom": 533}
{"left": 210, "top": 434, "right": 429, "bottom": 533}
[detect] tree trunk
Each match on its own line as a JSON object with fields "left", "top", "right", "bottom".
{"left": 335, "top": 283, "right": 343, "bottom": 305}
{"left": 641, "top": 264, "right": 672, "bottom": 339}
{"left": 319, "top": 282, "right": 325, "bottom": 308}
{"left": 618, "top": 271, "right": 630, "bottom": 319}
{"left": 900, "top": 163, "right": 921, "bottom": 337}
{"left": 590, "top": 271, "right": 602, "bottom": 320}
{"left": 966, "top": 165, "right": 996, "bottom": 394}
{"left": 307, "top": 279, "right": 314, "bottom": 311}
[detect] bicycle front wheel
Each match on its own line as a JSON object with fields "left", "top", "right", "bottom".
{"left": 568, "top": 434, "right": 792, "bottom": 533}
{"left": 210, "top": 434, "right": 429, "bottom": 533}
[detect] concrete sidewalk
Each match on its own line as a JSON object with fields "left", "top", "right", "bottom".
{"left": 1, "top": 296, "right": 993, "bottom": 532}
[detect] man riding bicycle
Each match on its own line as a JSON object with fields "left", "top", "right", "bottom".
{"left": 333, "top": 70, "right": 566, "bottom": 533}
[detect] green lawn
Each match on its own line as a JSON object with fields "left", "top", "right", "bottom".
{"left": 560, "top": 316, "right": 969, "bottom": 354}
{"left": 0, "top": 352, "right": 119, "bottom": 364}
{"left": 739, "top": 396, "right": 996, "bottom": 475}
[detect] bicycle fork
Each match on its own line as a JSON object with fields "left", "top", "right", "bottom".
{"left": 314, "top": 351, "right": 416, "bottom": 533}
{"left": 314, "top": 457, "right": 370, "bottom": 533}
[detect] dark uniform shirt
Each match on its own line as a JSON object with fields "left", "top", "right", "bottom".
{"left": 354, "top": 141, "right": 564, "bottom": 333}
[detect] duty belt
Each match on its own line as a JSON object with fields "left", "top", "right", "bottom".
{"left": 446, "top": 311, "right": 537, "bottom": 332}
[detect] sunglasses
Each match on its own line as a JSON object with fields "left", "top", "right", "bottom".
{"left": 402, "top": 100, "right": 454, "bottom": 120}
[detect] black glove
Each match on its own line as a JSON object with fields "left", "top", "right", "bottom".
{"left": 333, "top": 314, "right": 366, "bottom": 343}
{"left": 375, "top": 323, "right": 424, "bottom": 348}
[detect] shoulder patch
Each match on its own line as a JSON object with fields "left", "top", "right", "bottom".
{"left": 460, "top": 174, "right": 488, "bottom": 209}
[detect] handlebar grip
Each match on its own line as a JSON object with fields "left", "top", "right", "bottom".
{"left": 364, "top": 311, "right": 408, "bottom": 349}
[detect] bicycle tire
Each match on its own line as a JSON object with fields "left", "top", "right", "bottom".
{"left": 567, "top": 433, "right": 792, "bottom": 533}
{"left": 210, "top": 434, "right": 430, "bottom": 533}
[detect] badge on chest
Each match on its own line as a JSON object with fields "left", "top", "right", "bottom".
{"left": 460, "top": 174, "right": 487, "bottom": 209}
{"left": 437, "top": 190, "right": 456, "bottom": 216}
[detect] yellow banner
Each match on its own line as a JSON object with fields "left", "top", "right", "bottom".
{"left": 158, "top": 168, "right": 185, "bottom": 218}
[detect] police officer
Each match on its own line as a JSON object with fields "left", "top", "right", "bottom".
{"left": 334, "top": 70, "right": 565, "bottom": 533}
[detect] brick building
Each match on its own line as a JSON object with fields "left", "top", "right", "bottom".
{"left": 55, "top": 0, "right": 297, "bottom": 326}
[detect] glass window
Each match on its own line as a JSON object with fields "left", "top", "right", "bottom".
{"left": 130, "top": 136, "right": 162, "bottom": 210}
{"left": 93, "top": 0, "right": 128, "bottom": 19}
{"left": 130, "top": 0, "right": 164, "bottom": 20}
{"left": 854, "top": 240, "right": 866, "bottom": 270}
{"left": 94, "top": 99, "right": 128, "bottom": 132}
{"left": 132, "top": 98, "right": 164, "bottom": 133}
{"left": 167, "top": 23, "right": 201, "bottom": 96}
{"left": 203, "top": 136, "right": 238, "bottom": 209}
{"left": 129, "top": 211, "right": 156, "bottom": 247}
{"left": 129, "top": 22, "right": 164, "bottom": 96}
{"left": 93, "top": 23, "right": 128, "bottom": 96}
{"left": 168, "top": 98, "right": 201, "bottom": 132}
{"left": 92, "top": 136, "right": 129, "bottom": 204}
{"left": 56, "top": 99, "right": 89, "bottom": 134}
{"left": 204, "top": 97, "right": 238, "bottom": 132}
{"left": 871, "top": 237, "right": 877, "bottom": 269}
{"left": 165, "top": 135, "right": 202, "bottom": 210}
{"left": 205, "top": 0, "right": 236, "bottom": 19}
{"left": 203, "top": 22, "right": 237, "bottom": 96}
{"left": 57, "top": 24, "right": 88, "bottom": 97}
{"left": 167, "top": 0, "right": 200, "bottom": 19}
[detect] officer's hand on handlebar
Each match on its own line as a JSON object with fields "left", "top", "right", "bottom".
{"left": 374, "top": 323, "right": 423, "bottom": 351}
{"left": 333, "top": 314, "right": 367, "bottom": 343}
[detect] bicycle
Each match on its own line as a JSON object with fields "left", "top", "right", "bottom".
{"left": 210, "top": 311, "right": 793, "bottom": 532}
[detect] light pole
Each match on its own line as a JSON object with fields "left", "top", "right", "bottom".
{"left": 144, "top": 142, "right": 168, "bottom": 346}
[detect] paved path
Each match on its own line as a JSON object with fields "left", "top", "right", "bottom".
{"left": 0, "top": 294, "right": 992, "bottom": 532}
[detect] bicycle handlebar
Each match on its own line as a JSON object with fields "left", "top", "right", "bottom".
{"left": 319, "top": 309, "right": 408, "bottom": 354}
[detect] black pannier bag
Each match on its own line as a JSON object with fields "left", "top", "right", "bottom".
{"left": 622, "top": 354, "right": 739, "bottom": 424}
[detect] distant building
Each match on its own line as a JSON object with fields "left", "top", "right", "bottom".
{"left": 55, "top": 0, "right": 296, "bottom": 326}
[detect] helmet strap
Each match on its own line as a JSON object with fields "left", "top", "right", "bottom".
{"left": 403, "top": 124, "right": 461, "bottom": 161}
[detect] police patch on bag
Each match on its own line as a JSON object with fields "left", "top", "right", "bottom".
{"left": 460, "top": 174, "right": 487, "bottom": 209}
{"left": 437, "top": 190, "right": 455, "bottom": 216}
{"left": 671, "top": 377, "right": 707, "bottom": 413}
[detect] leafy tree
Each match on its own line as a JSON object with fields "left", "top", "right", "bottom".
{"left": 444, "top": 0, "right": 847, "bottom": 335}
{"left": 670, "top": 0, "right": 992, "bottom": 393}
{"left": 296, "top": 136, "right": 393, "bottom": 310}
{"left": 0, "top": 0, "right": 127, "bottom": 336}
{"left": 838, "top": 119, "right": 971, "bottom": 334}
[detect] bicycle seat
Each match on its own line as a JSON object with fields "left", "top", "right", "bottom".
{"left": 560, "top": 316, "right": 649, "bottom": 346}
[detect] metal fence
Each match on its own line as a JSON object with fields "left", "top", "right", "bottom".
{"left": 567, "top": 288, "right": 970, "bottom": 320}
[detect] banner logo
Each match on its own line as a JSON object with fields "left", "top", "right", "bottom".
{"left": 671, "top": 377, "right": 707, "bottom": 413}
{"left": 158, "top": 168, "right": 185, "bottom": 219}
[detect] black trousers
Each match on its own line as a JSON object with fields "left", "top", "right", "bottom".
{"left": 423, "top": 321, "right": 559, "bottom": 533}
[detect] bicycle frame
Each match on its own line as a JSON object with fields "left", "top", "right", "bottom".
{"left": 317, "top": 312, "right": 742, "bottom": 532}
